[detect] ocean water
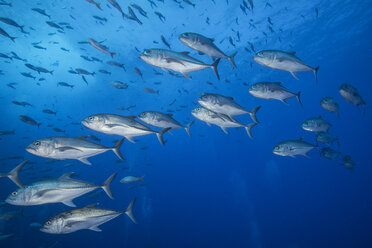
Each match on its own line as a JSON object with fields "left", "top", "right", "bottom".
{"left": 0, "top": 0, "right": 371, "bottom": 247}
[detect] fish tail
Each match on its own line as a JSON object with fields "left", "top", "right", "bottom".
{"left": 185, "top": 120, "right": 194, "bottom": 137}
{"left": 10, "top": 36, "right": 16, "bottom": 42}
{"left": 139, "top": 175, "right": 145, "bottom": 182}
{"left": 110, "top": 52, "right": 116, "bottom": 58}
{"left": 37, "top": 123, "right": 42, "bottom": 128}
{"left": 97, "top": 2, "right": 102, "bottom": 10}
{"left": 4, "top": 160, "right": 28, "bottom": 188}
{"left": 245, "top": 122, "right": 257, "bottom": 139}
{"left": 124, "top": 198, "right": 137, "bottom": 224}
{"left": 249, "top": 106, "right": 261, "bottom": 123}
{"left": 296, "top": 91, "right": 303, "bottom": 107}
{"left": 101, "top": 172, "right": 117, "bottom": 199}
{"left": 228, "top": 51, "right": 238, "bottom": 68}
{"left": 111, "top": 138, "right": 125, "bottom": 160}
{"left": 20, "top": 26, "right": 25, "bottom": 32}
{"left": 50, "top": 70, "right": 54, "bottom": 75}
{"left": 313, "top": 66, "right": 320, "bottom": 82}
{"left": 210, "top": 58, "right": 221, "bottom": 80}
{"left": 156, "top": 127, "right": 171, "bottom": 146}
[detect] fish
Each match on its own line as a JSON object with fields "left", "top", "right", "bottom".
{"left": 82, "top": 75, "right": 88, "bottom": 85}
{"left": 191, "top": 107, "right": 257, "bottom": 138}
{"left": 88, "top": 38, "right": 116, "bottom": 58}
{"left": 179, "top": 32, "right": 237, "bottom": 68}
{"left": 127, "top": 6, "right": 142, "bottom": 24}
{"left": 183, "top": 0, "right": 195, "bottom": 7}
{"left": 138, "top": 111, "right": 194, "bottom": 137}
{"left": 108, "top": 0, "right": 126, "bottom": 18}
{"left": 43, "top": 109, "right": 57, "bottom": 115}
{"left": 0, "top": 234, "right": 14, "bottom": 241}
{"left": 0, "top": 17, "right": 24, "bottom": 32}
{"left": 106, "top": 60, "right": 126, "bottom": 71}
{"left": 198, "top": 93, "right": 261, "bottom": 123}
{"left": 321, "top": 147, "right": 341, "bottom": 161}
{"left": 86, "top": 0, "right": 102, "bottom": 10}
{"left": 25, "top": 136, "right": 124, "bottom": 165}
{"left": 110, "top": 81, "right": 128, "bottom": 89}
{"left": 133, "top": 67, "right": 143, "bottom": 78}
{"left": 301, "top": 116, "right": 331, "bottom": 133}
{"left": 82, "top": 114, "right": 170, "bottom": 146}
{"left": 93, "top": 16, "right": 107, "bottom": 22}
{"left": 273, "top": 138, "right": 317, "bottom": 158}
{"left": 144, "top": 87, "right": 159, "bottom": 94}
{"left": 248, "top": 82, "right": 302, "bottom": 106}
{"left": 11, "top": 51, "right": 26, "bottom": 61}
{"left": 99, "top": 69, "right": 111, "bottom": 74}
{"left": 75, "top": 68, "right": 95, "bottom": 76}
{"left": 0, "top": 129, "right": 15, "bottom": 135}
{"left": 253, "top": 50, "right": 319, "bottom": 81}
{"left": 342, "top": 155, "right": 355, "bottom": 172}
{"left": 25, "top": 63, "right": 53, "bottom": 74}
{"left": 0, "top": 210, "right": 23, "bottom": 220}
{"left": 12, "top": 101, "right": 32, "bottom": 107}
{"left": 60, "top": 47, "right": 69, "bottom": 52}
{"left": 19, "top": 115, "right": 41, "bottom": 127}
{"left": 53, "top": 128, "right": 66, "bottom": 133}
{"left": 0, "top": 161, "right": 28, "bottom": 188}
{"left": 320, "top": 97, "right": 339, "bottom": 116}
{"left": 20, "top": 72, "right": 36, "bottom": 80}
{"left": 0, "top": 26, "right": 16, "bottom": 42}
{"left": 0, "top": 52, "right": 13, "bottom": 60}
{"left": 31, "top": 8, "right": 51, "bottom": 18}
{"left": 316, "top": 132, "right": 340, "bottom": 147}
{"left": 46, "top": 21, "right": 64, "bottom": 30}
{"left": 6, "top": 172, "right": 117, "bottom": 207}
{"left": 154, "top": 11, "right": 166, "bottom": 22}
{"left": 0, "top": 0, "right": 12, "bottom": 6}
{"left": 120, "top": 175, "right": 144, "bottom": 184}
{"left": 58, "top": 82, "right": 74, "bottom": 88}
{"left": 161, "top": 35, "right": 171, "bottom": 49}
{"left": 29, "top": 222, "right": 42, "bottom": 227}
{"left": 140, "top": 48, "right": 221, "bottom": 80}
{"left": 339, "top": 84, "right": 366, "bottom": 108}
{"left": 33, "top": 45, "right": 47, "bottom": 50}
{"left": 40, "top": 198, "right": 137, "bottom": 234}
{"left": 131, "top": 4, "right": 147, "bottom": 18}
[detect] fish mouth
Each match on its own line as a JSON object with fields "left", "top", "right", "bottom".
{"left": 81, "top": 119, "right": 89, "bottom": 127}
{"left": 25, "top": 146, "right": 35, "bottom": 153}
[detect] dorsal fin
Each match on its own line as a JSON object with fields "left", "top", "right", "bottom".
{"left": 318, "top": 115, "right": 322, "bottom": 119}
{"left": 76, "top": 135, "right": 87, "bottom": 140}
{"left": 167, "top": 113, "right": 173, "bottom": 117}
{"left": 297, "top": 137, "right": 303, "bottom": 141}
{"left": 207, "top": 38, "right": 215, "bottom": 42}
{"left": 126, "top": 116, "right": 137, "bottom": 119}
{"left": 59, "top": 172, "right": 74, "bottom": 179}
{"left": 287, "top": 51, "right": 296, "bottom": 55}
{"left": 226, "top": 96, "right": 234, "bottom": 100}
{"left": 180, "top": 51, "right": 190, "bottom": 55}
{"left": 273, "top": 82, "right": 281, "bottom": 85}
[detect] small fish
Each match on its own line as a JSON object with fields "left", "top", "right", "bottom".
{"left": 33, "top": 45, "right": 47, "bottom": 50}
{"left": 120, "top": 175, "right": 144, "bottom": 184}
{"left": 58, "top": 82, "right": 74, "bottom": 88}
{"left": 53, "top": 128, "right": 66, "bottom": 133}
{"left": 316, "top": 132, "right": 340, "bottom": 147}
{"left": 301, "top": 116, "right": 331, "bottom": 133}
{"left": 108, "top": 0, "right": 126, "bottom": 18}
{"left": 144, "top": 87, "right": 159, "bottom": 94}
{"left": 75, "top": 68, "right": 95, "bottom": 76}
{"left": 320, "top": 97, "right": 339, "bottom": 116}
{"left": 0, "top": 17, "right": 24, "bottom": 32}
{"left": 342, "top": 155, "right": 355, "bottom": 172}
{"left": 85, "top": 0, "right": 102, "bottom": 10}
{"left": 82, "top": 75, "right": 88, "bottom": 85}
{"left": 0, "top": 129, "right": 15, "bottom": 135}
{"left": 133, "top": 67, "right": 143, "bottom": 78}
{"left": 154, "top": 11, "right": 166, "bottom": 22}
{"left": 249, "top": 82, "right": 302, "bottom": 106}
{"left": 20, "top": 72, "right": 36, "bottom": 80}
{"left": 0, "top": 26, "right": 16, "bottom": 42}
{"left": 46, "top": 21, "right": 64, "bottom": 30}
{"left": 321, "top": 147, "right": 341, "bottom": 161}
{"left": 43, "top": 109, "right": 57, "bottom": 115}
{"left": 339, "top": 84, "right": 366, "bottom": 108}
{"left": 99, "top": 69, "right": 111, "bottom": 74}
{"left": 161, "top": 35, "right": 171, "bottom": 49}
{"left": 183, "top": 0, "right": 195, "bottom": 7}
{"left": 19, "top": 115, "right": 41, "bottom": 127}
{"left": 0, "top": 210, "right": 23, "bottom": 220}
{"left": 31, "top": 8, "right": 51, "bottom": 19}
{"left": 60, "top": 47, "right": 70, "bottom": 52}
{"left": 88, "top": 38, "right": 116, "bottom": 58}
{"left": 106, "top": 60, "right": 126, "bottom": 71}
{"left": 93, "top": 16, "right": 107, "bottom": 22}
{"left": 127, "top": 6, "right": 142, "bottom": 25}
{"left": 110, "top": 81, "right": 128, "bottom": 89}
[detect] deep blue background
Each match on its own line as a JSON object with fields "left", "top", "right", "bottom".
{"left": 0, "top": 0, "right": 371, "bottom": 247}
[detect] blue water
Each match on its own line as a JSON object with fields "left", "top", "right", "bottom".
{"left": 0, "top": 0, "right": 371, "bottom": 247}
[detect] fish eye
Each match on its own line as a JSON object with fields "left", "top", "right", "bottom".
{"left": 46, "top": 220, "right": 51, "bottom": 225}
{"left": 88, "top": 116, "right": 94, "bottom": 121}
{"left": 12, "top": 191, "right": 17, "bottom": 196}
{"left": 144, "top": 50, "right": 151, "bottom": 55}
{"left": 34, "top": 141, "right": 40, "bottom": 146}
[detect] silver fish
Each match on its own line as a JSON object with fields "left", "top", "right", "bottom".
{"left": 253, "top": 50, "right": 319, "bottom": 81}
{"left": 320, "top": 97, "right": 339, "bottom": 116}
{"left": 339, "top": 84, "right": 366, "bottom": 108}
{"left": 82, "top": 114, "right": 170, "bottom": 145}
{"left": 138, "top": 111, "right": 193, "bottom": 137}
{"left": 179, "top": 32, "right": 237, "bottom": 67}
{"left": 191, "top": 107, "right": 257, "bottom": 138}
{"left": 6, "top": 172, "right": 116, "bottom": 207}
{"left": 120, "top": 175, "right": 144, "bottom": 184}
{"left": 40, "top": 198, "right": 137, "bottom": 234}
{"left": 26, "top": 136, "right": 124, "bottom": 165}
{"left": 273, "top": 138, "right": 317, "bottom": 158}
{"left": 301, "top": 116, "right": 331, "bottom": 133}
{"left": 316, "top": 132, "right": 339, "bottom": 147}
{"left": 88, "top": 38, "right": 115, "bottom": 58}
{"left": 198, "top": 93, "right": 260, "bottom": 122}
{"left": 248, "top": 82, "right": 302, "bottom": 106}
{"left": 140, "top": 48, "right": 221, "bottom": 80}
{"left": 321, "top": 147, "right": 341, "bottom": 161}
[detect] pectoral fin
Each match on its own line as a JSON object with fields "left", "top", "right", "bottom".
{"left": 290, "top": 71, "right": 299, "bottom": 80}
{"left": 78, "top": 157, "right": 91, "bottom": 165}
{"left": 220, "top": 127, "right": 229, "bottom": 134}
{"left": 89, "top": 226, "right": 102, "bottom": 232}
{"left": 57, "top": 146, "right": 82, "bottom": 152}
{"left": 166, "top": 58, "right": 185, "bottom": 65}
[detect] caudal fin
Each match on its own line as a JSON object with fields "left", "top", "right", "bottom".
{"left": 124, "top": 198, "right": 137, "bottom": 224}
{"left": 101, "top": 173, "right": 117, "bottom": 199}
{"left": 184, "top": 121, "right": 194, "bottom": 137}
{"left": 296, "top": 91, "right": 302, "bottom": 107}
{"left": 313, "top": 66, "right": 320, "bottom": 82}
{"left": 139, "top": 176, "right": 144, "bottom": 182}
{"left": 10, "top": 36, "right": 16, "bottom": 42}
{"left": 227, "top": 51, "right": 237, "bottom": 68}
{"left": 96, "top": 3, "right": 102, "bottom": 10}
{"left": 110, "top": 52, "right": 116, "bottom": 58}
{"left": 210, "top": 58, "right": 221, "bottom": 80}
{"left": 245, "top": 123, "right": 257, "bottom": 139}
{"left": 248, "top": 106, "right": 261, "bottom": 123}
{"left": 156, "top": 127, "right": 171, "bottom": 146}
{"left": 111, "top": 138, "right": 125, "bottom": 160}
{"left": 0, "top": 160, "right": 28, "bottom": 188}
